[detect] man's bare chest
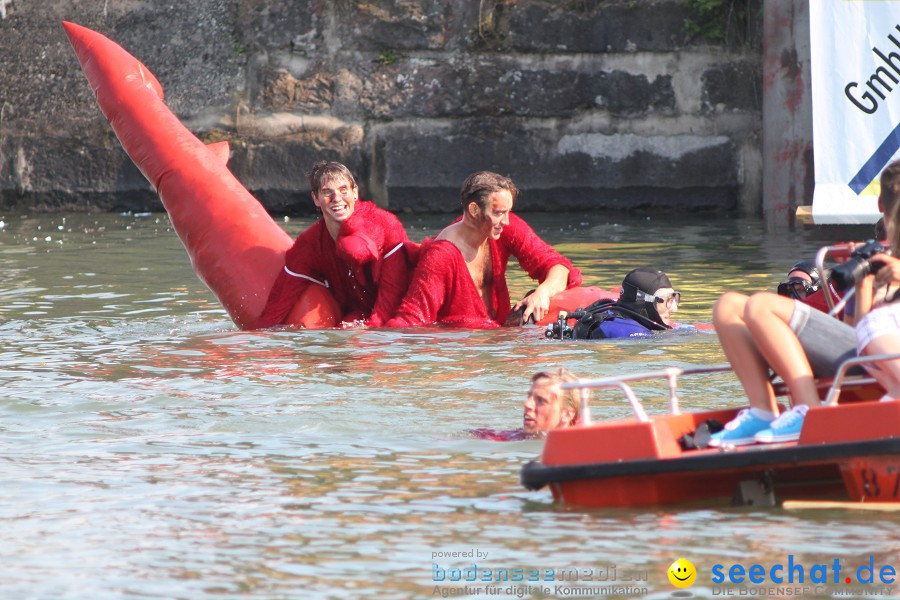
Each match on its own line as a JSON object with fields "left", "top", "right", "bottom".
{"left": 465, "top": 245, "right": 493, "bottom": 300}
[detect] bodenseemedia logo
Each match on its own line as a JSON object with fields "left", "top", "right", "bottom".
{"left": 430, "top": 561, "right": 649, "bottom": 597}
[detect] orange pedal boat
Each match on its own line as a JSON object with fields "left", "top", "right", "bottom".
{"left": 521, "top": 357, "right": 900, "bottom": 508}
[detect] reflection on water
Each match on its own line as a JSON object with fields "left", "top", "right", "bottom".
{"left": 0, "top": 210, "right": 894, "bottom": 599}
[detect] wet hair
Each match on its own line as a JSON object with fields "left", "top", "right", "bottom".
{"left": 531, "top": 367, "right": 581, "bottom": 425}
{"left": 459, "top": 171, "right": 519, "bottom": 212}
{"left": 618, "top": 267, "right": 673, "bottom": 328}
{"left": 307, "top": 161, "right": 358, "bottom": 196}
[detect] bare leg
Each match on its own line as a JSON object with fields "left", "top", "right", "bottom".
{"left": 744, "top": 292, "right": 820, "bottom": 408}
{"left": 713, "top": 292, "right": 778, "bottom": 413}
{"left": 861, "top": 336, "right": 900, "bottom": 399}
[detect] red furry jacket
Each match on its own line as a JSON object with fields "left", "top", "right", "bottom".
{"left": 386, "top": 213, "right": 581, "bottom": 328}
{"left": 257, "top": 201, "right": 414, "bottom": 328}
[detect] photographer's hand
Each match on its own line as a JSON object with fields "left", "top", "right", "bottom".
{"left": 855, "top": 253, "right": 900, "bottom": 321}
{"left": 873, "top": 253, "right": 900, "bottom": 288}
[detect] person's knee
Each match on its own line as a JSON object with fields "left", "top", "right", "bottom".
{"left": 745, "top": 291, "right": 786, "bottom": 324}
{"left": 713, "top": 292, "right": 747, "bottom": 326}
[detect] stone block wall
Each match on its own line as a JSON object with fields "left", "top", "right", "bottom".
{"left": 0, "top": 0, "right": 763, "bottom": 214}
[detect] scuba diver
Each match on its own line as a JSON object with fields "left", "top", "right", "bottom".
{"left": 775, "top": 258, "right": 846, "bottom": 316}
{"left": 776, "top": 260, "right": 820, "bottom": 300}
{"left": 546, "top": 268, "right": 680, "bottom": 339}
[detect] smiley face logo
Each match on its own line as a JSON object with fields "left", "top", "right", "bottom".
{"left": 668, "top": 558, "right": 697, "bottom": 588}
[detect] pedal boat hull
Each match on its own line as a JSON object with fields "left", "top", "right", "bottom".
{"left": 522, "top": 398, "right": 900, "bottom": 508}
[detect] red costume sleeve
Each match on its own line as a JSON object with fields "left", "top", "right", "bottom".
{"left": 387, "top": 241, "right": 498, "bottom": 329}
{"left": 336, "top": 202, "right": 416, "bottom": 327}
{"left": 256, "top": 265, "right": 311, "bottom": 329}
{"left": 367, "top": 249, "right": 410, "bottom": 327}
{"left": 501, "top": 213, "right": 582, "bottom": 288}
{"left": 336, "top": 202, "right": 386, "bottom": 267}
{"left": 256, "top": 225, "right": 323, "bottom": 328}
{"left": 386, "top": 241, "right": 452, "bottom": 327}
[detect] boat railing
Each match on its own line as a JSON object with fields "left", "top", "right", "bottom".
{"left": 822, "top": 352, "right": 900, "bottom": 405}
{"left": 562, "top": 353, "right": 899, "bottom": 424}
{"left": 561, "top": 364, "right": 733, "bottom": 424}
{"left": 815, "top": 244, "right": 839, "bottom": 313}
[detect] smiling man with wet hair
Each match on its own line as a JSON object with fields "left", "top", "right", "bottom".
{"left": 258, "top": 161, "right": 414, "bottom": 328}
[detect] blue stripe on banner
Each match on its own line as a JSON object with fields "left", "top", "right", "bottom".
{"left": 849, "top": 121, "right": 900, "bottom": 194}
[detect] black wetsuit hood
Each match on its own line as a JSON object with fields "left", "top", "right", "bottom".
{"left": 788, "top": 260, "right": 820, "bottom": 287}
{"left": 618, "top": 267, "right": 672, "bottom": 329}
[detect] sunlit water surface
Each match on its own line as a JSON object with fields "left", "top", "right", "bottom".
{"left": 1, "top": 211, "right": 897, "bottom": 599}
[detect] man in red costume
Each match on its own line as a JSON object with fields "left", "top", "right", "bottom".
{"left": 258, "top": 161, "right": 413, "bottom": 328}
{"left": 387, "top": 171, "right": 581, "bottom": 328}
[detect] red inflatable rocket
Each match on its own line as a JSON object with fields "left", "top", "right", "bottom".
{"left": 62, "top": 21, "right": 338, "bottom": 329}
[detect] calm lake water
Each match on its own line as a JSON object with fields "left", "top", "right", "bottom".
{"left": 1, "top": 210, "right": 897, "bottom": 600}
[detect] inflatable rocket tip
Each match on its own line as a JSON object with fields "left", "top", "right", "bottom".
{"left": 62, "top": 20, "right": 165, "bottom": 102}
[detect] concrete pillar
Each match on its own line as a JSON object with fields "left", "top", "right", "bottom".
{"left": 762, "top": 0, "right": 813, "bottom": 231}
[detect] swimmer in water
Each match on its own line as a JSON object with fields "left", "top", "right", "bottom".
{"left": 468, "top": 367, "right": 582, "bottom": 441}
{"left": 522, "top": 368, "right": 582, "bottom": 435}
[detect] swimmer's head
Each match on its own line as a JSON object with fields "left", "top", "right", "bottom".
{"left": 523, "top": 368, "right": 581, "bottom": 434}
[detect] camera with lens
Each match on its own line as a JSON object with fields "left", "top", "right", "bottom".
{"left": 830, "top": 240, "right": 889, "bottom": 292}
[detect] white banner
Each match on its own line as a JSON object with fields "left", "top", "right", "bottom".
{"left": 810, "top": 1, "right": 900, "bottom": 224}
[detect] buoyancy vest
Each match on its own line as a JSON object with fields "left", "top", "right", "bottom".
{"left": 570, "top": 299, "right": 670, "bottom": 340}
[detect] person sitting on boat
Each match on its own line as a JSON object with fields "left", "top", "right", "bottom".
{"left": 709, "top": 163, "right": 900, "bottom": 447}
{"left": 258, "top": 161, "right": 415, "bottom": 328}
{"left": 470, "top": 367, "right": 582, "bottom": 440}
{"left": 386, "top": 171, "right": 582, "bottom": 328}
{"left": 567, "top": 268, "right": 679, "bottom": 339}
